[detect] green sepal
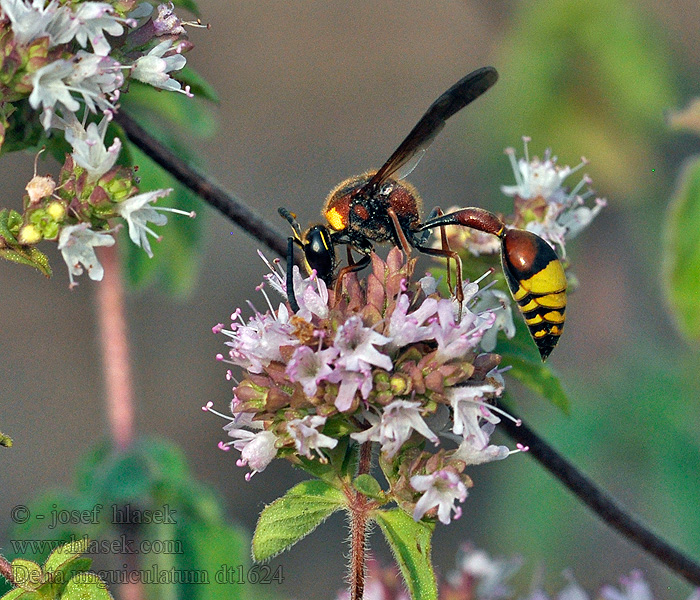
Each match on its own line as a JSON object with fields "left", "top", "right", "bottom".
{"left": 60, "top": 572, "right": 113, "bottom": 600}
{"left": 10, "top": 560, "right": 42, "bottom": 592}
{"left": 352, "top": 474, "right": 384, "bottom": 500}
{"left": 252, "top": 480, "right": 346, "bottom": 562}
{"left": 500, "top": 353, "right": 570, "bottom": 414}
{"left": 663, "top": 156, "right": 700, "bottom": 341}
{"left": 372, "top": 508, "right": 437, "bottom": 600}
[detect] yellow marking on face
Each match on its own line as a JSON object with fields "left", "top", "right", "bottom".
{"left": 521, "top": 261, "right": 567, "bottom": 295}
{"left": 325, "top": 207, "right": 346, "bottom": 231}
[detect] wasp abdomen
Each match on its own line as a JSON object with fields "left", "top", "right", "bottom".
{"left": 501, "top": 229, "right": 567, "bottom": 360}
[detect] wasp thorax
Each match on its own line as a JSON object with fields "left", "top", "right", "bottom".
{"left": 323, "top": 172, "right": 375, "bottom": 232}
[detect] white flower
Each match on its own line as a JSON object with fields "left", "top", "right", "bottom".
{"left": 501, "top": 138, "right": 606, "bottom": 255}
{"left": 219, "top": 304, "right": 300, "bottom": 374}
{"left": 223, "top": 427, "right": 278, "bottom": 479}
{"left": 59, "top": 113, "right": 121, "bottom": 182}
{"left": 131, "top": 39, "right": 190, "bottom": 94}
{"left": 286, "top": 345, "right": 338, "bottom": 398}
{"left": 287, "top": 415, "right": 338, "bottom": 459}
{"left": 471, "top": 288, "right": 516, "bottom": 352}
{"left": 153, "top": 2, "right": 185, "bottom": 36}
{"left": 73, "top": 2, "right": 128, "bottom": 56}
{"left": 351, "top": 399, "right": 439, "bottom": 458}
{"left": 386, "top": 292, "right": 438, "bottom": 348}
{"left": 57, "top": 223, "right": 115, "bottom": 288}
{"left": 115, "top": 188, "right": 187, "bottom": 257}
{"left": 453, "top": 435, "right": 509, "bottom": 465}
{"left": 411, "top": 469, "right": 468, "bottom": 524}
{"left": 29, "top": 52, "right": 123, "bottom": 130}
{"left": 0, "top": 0, "right": 77, "bottom": 46}
{"left": 449, "top": 383, "right": 502, "bottom": 443}
{"left": 333, "top": 316, "right": 393, "bottom": 371}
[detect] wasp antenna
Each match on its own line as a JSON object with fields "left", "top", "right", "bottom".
{"left": 278, "top": 207, "right": 303, "bottom": 239}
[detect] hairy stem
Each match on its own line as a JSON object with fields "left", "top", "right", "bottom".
{"left": 116, "top": 112, "right": 700, "bottom": 588}
{"left": 500, "top": 414, "right": 700, "bottom": 586}
{"left": 0, "top": 554, "right": 14, "bottom": 585}
{"left": 349, "top": 442, "right": 373, "bottom": 600}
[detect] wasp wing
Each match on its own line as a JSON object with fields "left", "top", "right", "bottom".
{"left": 363, "top": 66, "right": 499, "bottom": 191}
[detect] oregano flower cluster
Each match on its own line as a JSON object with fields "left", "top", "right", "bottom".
{"left": 0, "top": 0, "right": 200, "bottom": 285}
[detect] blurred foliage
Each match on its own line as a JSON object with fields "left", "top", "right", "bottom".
{"left": 662, "top": 157, "right": 700, "bottom": 341}
{"left": 479, "top": 0, "right": 676, "bottom": 204}
{"left": 0, "top": 438, "right": 265, "bottom": 600}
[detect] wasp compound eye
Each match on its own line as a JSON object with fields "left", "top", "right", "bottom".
{"left": 500, "top": 229, "right": 567, "bottom": 361}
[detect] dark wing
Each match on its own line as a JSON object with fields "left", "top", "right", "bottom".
{"left": 362, "top": 66, "right": 499, "bottom": 192}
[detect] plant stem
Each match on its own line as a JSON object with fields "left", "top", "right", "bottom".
{"left": 0, "top": 555, "right": 14, "bottom": 585}
{"left": 113, "top": 111, "right": 290, "bottom": 261}
{"left": 500, "top": 413, "right": 700, "bottom": 586}
{"left": 115, "top": 112, "right": 700, "bottom": 589}
{"left": 349, "top": 442, "right": 373, "bottom": 600}
{"left": 96, "top": 245, "right": 135, "bottom": 450}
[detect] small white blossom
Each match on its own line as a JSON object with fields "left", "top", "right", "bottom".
{"left": 286, "top": 344, "right": 338, "bottom": 397}
{"left": 57, "top": 223, "right": 115, "bottom": 287}
{"left": 287, "top": 415, "right": 338, "bottom": 459}
{"left": 59, "top": 113, "right": 121, "bottom": 182}
{"left": 73, "top": 2, "right": 127, "bottom": 56}
{"left": 131, "top": 39, "right": 190, "bottom": 94}
{"left": 449, "top": 383, "right": 502, "bottom": 443}
{"left": 29, "top": 52, "right": 123, "bottom": 130}
{"left": 502, "top": 138, "right": 606, "bottom": 255}
{"left": 115, "top": 188, "right": 195, "bottom": 257}
{"left": 351, "top": 400, "right": 439, "bottom": 458}
{"left": 223, "top": 426, "right": 278, "bottom": 479}
{"left": 153, "top": 2, "right": 185, "bottom": 36}
{"left": 411, "top": 469, "right": 468, "bottom": 524}
{"left": 0, "top": 0, "right": 77, "bottom": 46}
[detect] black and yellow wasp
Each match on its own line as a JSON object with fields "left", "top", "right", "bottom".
{"left": 280, "top": 67, "right": 567, "bottom": 360}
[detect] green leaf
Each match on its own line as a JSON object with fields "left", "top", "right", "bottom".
{"left": 176, "top": 520, "right": 250, "bottom": 600}
{"left": 10, "top": 560, "right": 42, "bottom": 592}
{"left": 0, "top": 430, "right": 13, "bottom": 447}
{"left": 170, "top": 0, "right": 200, "bottom": 16}
{"left": 352, "top": 474, "right": 384, "bottom": 500}
{"left": 0, "top": 590, "right": 42, "bottom": 600}
{"left": 501, "top": 353, "right": 570, "bottom": 414}
{"left": 61, "top": 572, "right": 113, "bottom": 600}
{"left": 120, "top": 82, "right": 216, "bottom": 137}
{"left": 252, "top": 480, "right": 346, "bottom": 561}
{"left": 178, "top": 67, "right": 220, "bottom": 104}
{"left": 0, "top": 246, "right": 52, "bottom": 276}
{"left": 663, "top": 156, "right": 700, "bottom": 341}
{"left": 44, "top": 538, "right": 89, "bottom": 574}
{"left": 372, "top": 508, "right": 437, "bottom": 600}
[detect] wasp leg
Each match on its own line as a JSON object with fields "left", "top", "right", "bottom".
{"left": 334, "top": 251, "right": 372, "bottom": 300}
{"left": 411, "top": 240, "right": 465, "bottom": 306}
{"left": 286, "top": 236, "right": 300, "bottom": 313}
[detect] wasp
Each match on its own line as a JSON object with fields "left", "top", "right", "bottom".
{"left": 280, "top": 67, "right": 567, "bottom": 360}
